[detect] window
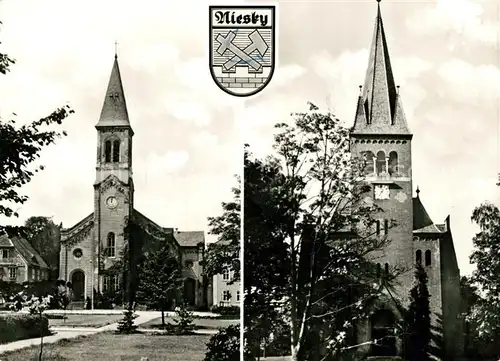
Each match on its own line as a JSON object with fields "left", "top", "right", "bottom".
{"left": 2, "top": 249, "right": 9, "bottom": 259}
{"left": 376, "top": 151, "right": 386, "bottom": 175}
{"left": 112, "top": 140, "right": 120, "bottom": 162}
{"left": 73, "top": 248, "right": 83, "bottom": 259}
{"left": 425, "top": 250, "right": 431, "bottom": 266}
{"left": 384, "top": 219, "right": 389, "bottom": 235}
{"left": 34, "top": 269, "right": 38, "bottom": 281}
{"left": 106, "top": 232, "right": 116, "bottom": 257}
{"left": 222, "top": 268, "right": 230, "bottom": 281}
{"left": 388, "top": 151, "right": 398, "bottom": 175}
{"left": 104, "top": 140, "right": 112, "bottom": 163}
{"left": 376, "top": 220, "right": 381, "bottom": 236}
{"left": 236, "top": 291, "right": 240, "bottom": 302}
{"left": 9, "top": 267, "right": 16, "bottom": 279}
{"left": 223, "top": 290, "right": 231, "bottom": 301}
{"left": 416, "top": 250, "right": 422, "bottom": 265}
{"left": 363, "top": 151, "right": 375, "bottom": 174}
{"left": 384, "top": 263, "right": 389, "bottom": 275}
{"left": 104, "top": 274, "right": 119, "bottom": 292}
{"left": 104, "top": 139, "right": 120, "bottom": 163}
{"left": 376, "top": 263, "right": 381, "bottom": 278}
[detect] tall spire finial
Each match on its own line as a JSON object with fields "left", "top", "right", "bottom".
{"left": 376, "top": 0, "right": 381, "bottom": 3}
{"left": 416, "top": 186, "right": 420, "bottom": 197}
{"left": 114, "top": 41, "right": 118, "bottom": 59}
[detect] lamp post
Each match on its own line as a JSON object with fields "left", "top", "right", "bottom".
{"left": 90, "top": 260, "right": 94, "bottom": 310}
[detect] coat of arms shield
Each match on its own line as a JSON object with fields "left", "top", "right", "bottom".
{"left": 209, "top": 6, "right": 276, "bottom": 97}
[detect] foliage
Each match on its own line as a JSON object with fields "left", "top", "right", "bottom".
{"left": 204, "top": 178, "right": 241, "bottom": 282}
{"left": 136, "top": 245, "right": 181, "bottom": 324}
{"left": 0, "top": 312, "right": 50, "bottom": 344}
{"left": 172, "top": 304, "right": 196, "bottom": 335}
{"left": 404, "top": 263, "right": 431, "bottom": 361}
{"left": 0, "top": 21, "right": 73, "bottom": 236}
{"left": 244, "top": 102, "right": 398, "bottom": 361}
{"left": 116, "top": 307, "right": 139, "bottom": 334}
{"left": 203, "top": 324, "right": 240, "bottom": 361}
{"left": 24, "top": 217, "right": 61, "bottom": 279}
{"left": 210, "top": 305, "right": 240, "bottom": 318}
{"left": 26, "top": 294, "right": 53, "bottom": 361}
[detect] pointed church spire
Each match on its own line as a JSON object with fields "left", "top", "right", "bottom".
{"left": 352, "top": 1, "right": 410, "bottom": 135}
{"left": 96, "top": 55, "right": 131, "bottom": 128}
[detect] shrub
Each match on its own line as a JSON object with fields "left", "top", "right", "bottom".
{"left": 116, "top": 308, "right": 139, "bottom": 334}
{"left": 204, "top": 324, "right": 240, "bottom": 361}
{"left": 173, "top": 304, "right": 196, "bottom": 335}
{"left": 0, "top": 313, "right": 50, "bottom": 344}
{"left": 210, "top": 305, "right": 240, "bottom": 318}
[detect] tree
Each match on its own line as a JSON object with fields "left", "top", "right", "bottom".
{"left": 404, "top": 263, "right": 431, "bottom": 361}
{"left": 244, "top": 103, "right": 397, "bottom": 361}
{"left": 466, "top": 202, "right": 500, "bottom": 357}
{"left": 136, "top": 245, "right": 182, "bottom": 326}
{"left": 24, "top": 217, "right": 61, "bottom": 279}
{"left": 204, "top": 324, "right": 240, "bottom": 361}
{"left": 204, "top": 178, "right": 241, "bottom": 282}
{"left": 0, "top": 22, "right": 73, "bottom": 236}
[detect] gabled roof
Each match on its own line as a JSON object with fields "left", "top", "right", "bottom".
{"left": 413, "top": 190, "right": 443, "bottom": 233}
{"left": 0, "top": 235, "right": 14, "bottom": 247}
{"left": 352, "top": 2, "right": 410, "bottom": 135}
{"left": 96, "top": 55, "right": 131, "bottom": 129}
{"left": 10, "top": 236, "right": 49, "bottom": 269}
{"left": 174, "top": 231, "right": 205, "bottom": 247}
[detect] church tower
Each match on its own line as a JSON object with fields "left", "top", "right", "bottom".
{"left": 93, "top": 54, "right": 134, "bottom": 290}
{"left": 350, "top": 1, "right": 414, "bottom": 296}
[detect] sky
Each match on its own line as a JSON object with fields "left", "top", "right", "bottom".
{"left": 243, "top": 0, "right": 500, "bottom": 276}
{"left": 0, "top": 0, "right": 247, "bottom": 243}
{"left": 0, "top": 0, "right": 498, "bottom": 275}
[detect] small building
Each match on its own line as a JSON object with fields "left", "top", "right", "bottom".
{"left": 0, "top": 234, "right": 50, "bottom": 283}
{"left": 211, "top": 240, "right": 241, "bottom": 307}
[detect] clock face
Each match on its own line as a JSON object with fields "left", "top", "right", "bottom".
{"left": 106, "top": 196, "right": 118, "bottom": 209}
{"left": 374, "top": 185, "right": 390, "bottom": 200}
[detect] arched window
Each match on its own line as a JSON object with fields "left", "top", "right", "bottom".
{"left": 416, "top": 250, "right": 422, "bottom": 265}
{"left": 104, "top": 141, "right": 112, "bottom": 163}
{"left": 389, "top": 151, "right": 398, "bottom": 175}
{"left": 376, "top": 151, "right": 386, "bottom": 175}
{"left": 106, "top": 232, "right": 116, "bottom": 257}
{"left": 376, "top": 263, "right": 381, "bottom": 278}
{"left": 384, "top": 219, "right": 389, "bottom": 235}
{"left": 363, "top": 151, "right": 375, "bottom": 174}
{"left": 112, "top": 140, "right": 120, "bottom": 162}
{"left": 384, "top": 263, "right": 389, "bottom": 275}
{"left": 425, "top": 250, "right": 431, "bottom": 266}
{"left": 376, "top": 220, "right": 381, "bottom": 236}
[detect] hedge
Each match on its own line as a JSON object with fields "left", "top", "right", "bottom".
{"left": 210, "top": 305, "right": 240, "bottom": 318}
{"left": 0, "top": 313, "right": 51, "bottom": 344}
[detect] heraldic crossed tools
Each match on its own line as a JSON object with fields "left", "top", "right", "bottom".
{"left": 216, "top": 30, "right": 268, "bottom": 71}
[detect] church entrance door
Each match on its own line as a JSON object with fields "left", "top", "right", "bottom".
{"left": 371, "top": 309, "right": 397, "bottom": 356}
{"left": 71, "top": 270, "right": 85, "bottom": 301}
{"left": 184, "top": 278, "right": 196, "bottom": 306}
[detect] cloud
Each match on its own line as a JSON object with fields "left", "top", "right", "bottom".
{"left": 406, "top": 0, "right": 498, "bottom": 44}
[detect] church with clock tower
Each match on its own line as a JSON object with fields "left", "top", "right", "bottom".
{"left": 58, "top": 54, "right": 211, "bottom": 310}
{"left": 349, "top": 2, "right": 463, "bottom": 359}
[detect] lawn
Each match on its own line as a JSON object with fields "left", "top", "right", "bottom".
{"left": 140, "top": 316, "right": 240, "bottom": 330}
{"left": 48, "top": 314, "right": 124, "bottom": 328}
{"left": 1, "top": 332, "right": 211, "bottom": 361}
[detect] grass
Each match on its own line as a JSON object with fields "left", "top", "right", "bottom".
{"left": 140, "top": 316, "right": 240, "bottom": 330}
{"left": 48, "top": 314, "right": 124, "bottom": 328}
{"left": 1, "top": 331, "right": 211, "bottom": 361}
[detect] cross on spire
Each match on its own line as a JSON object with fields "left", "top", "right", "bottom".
{"left": 114, "top": 41, "right": 118, "bottom": 59}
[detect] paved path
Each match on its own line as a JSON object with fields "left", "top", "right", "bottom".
{"left": 0, "top": 310, "right": 188, "bottom": 354}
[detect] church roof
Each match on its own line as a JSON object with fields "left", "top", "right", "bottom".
{"left": 352, "top": 2, "right": 410, "bottom": 135}
{"left": 96, "top": 55, "right": 131, "bottom": 128}
{"left": 0, "top": 235, "right": 14, "bottom": 247}
{"left": 412, "top": 191, "right": 443, "bottom": 233}
{"left": 174, "top": 231, "right": 205, "bottom": 247}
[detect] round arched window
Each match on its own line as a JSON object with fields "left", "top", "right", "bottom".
{"left": 73, "top": 248, "right": 83, "bottom": 259}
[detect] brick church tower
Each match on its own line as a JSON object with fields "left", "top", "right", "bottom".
{"left": 349, "top": 2, "right": 463, "bottom": 359}
{"left": 92, "top": 53, "right": 135, "bottom": 295}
